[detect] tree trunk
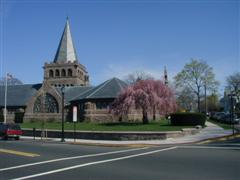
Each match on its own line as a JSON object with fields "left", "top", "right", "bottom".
{"left": 153, "top": 106, "right": 156, "bottom": 120}
{"left": 197, "top": 86, "right": 201, "bottom": 112}
{"left": 197, "top": 93, "right": 201, "bottom": 113}
{"left": 142, "top": 109, "right": 148, "bottom": 124}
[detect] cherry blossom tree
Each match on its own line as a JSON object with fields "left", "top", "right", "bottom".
{"left": 110, "top": 79, "right": 177, "bottom": 124}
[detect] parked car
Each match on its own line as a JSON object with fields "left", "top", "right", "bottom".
{"left": 212, "top": 112, "right": 226, "bottom": 122}
{"left": 0, "top": 123, "right": 23, "bottom": 140}
{"left": 224, "top": 114, "right": 240, "bottom": 124}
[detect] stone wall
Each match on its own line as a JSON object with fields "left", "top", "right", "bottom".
{"left": 24, "top": 113, "right": 62, "bottom": 122}
{"left": 22, "top": 128, "right": 201, "bottom": 140}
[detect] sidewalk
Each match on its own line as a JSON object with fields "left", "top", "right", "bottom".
{"left": 22, "top": 121, "right": 233, "bottom": 146}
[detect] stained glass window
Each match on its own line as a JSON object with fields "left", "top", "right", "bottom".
{"left": 45, "top": 93, "right": 59, "bottom": 113}
{"left": 33, "top": 96, "right": 42, "bottom": 113}
{"left": 33, "top": 94, "right": 59, "bottom": 113}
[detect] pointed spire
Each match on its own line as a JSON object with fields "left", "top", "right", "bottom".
{"left": 54, "top": 18, "right": 78, "bottom": 63}
{"left": 164, "top": 66, "right": 168, "bottom": 85}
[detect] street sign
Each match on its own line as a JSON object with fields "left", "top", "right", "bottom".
{"left": 73, "top": 106, "right": 77, "bottom": 122}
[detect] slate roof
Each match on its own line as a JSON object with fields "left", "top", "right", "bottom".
{"left": 72, "top": 78, "right": 128, "bottom": 101}
{"left": 54, "top": 18, "right": 78, "bottom": 63}
{"left": 0, "top": 84, "right": 42, "bottom": 107}
{"left": 55, "top": 86, "right": 93, "bottom": 103}
{"left": 0, "top": 78, "right": 128, "bottom": 107}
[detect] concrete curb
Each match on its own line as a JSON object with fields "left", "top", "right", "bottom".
{"left": 22, "top": 127, "right": 201, "bottom": 141}
{"left": 197, "top": 133, "right": 240, "bottom": 144}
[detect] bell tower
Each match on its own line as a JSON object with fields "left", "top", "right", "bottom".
{"left": 43, "top": 18, "right": 89, "bottom": 87}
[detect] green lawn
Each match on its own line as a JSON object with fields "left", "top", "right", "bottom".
{"left": 20, "top": 120, "right": 195, "bottom": 132}
{"left": 207, "top": 119, "right": 232, "bottom": 130}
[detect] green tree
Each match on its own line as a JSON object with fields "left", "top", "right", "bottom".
{"left": 174, "top": 59, "right": 219, "bottom": 112}
{"left": 200, "top": 94, "right": 220, "bottom": 112}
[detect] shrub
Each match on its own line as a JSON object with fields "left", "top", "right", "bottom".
{"left": 14, "top": 112, "right": 25, "bottom": 123}
{"left": 170, "top": 112, "right": 206, "bottom": 126}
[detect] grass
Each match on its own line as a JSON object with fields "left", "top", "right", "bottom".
{"left": 20, "top": 119, "right": 195, "bottom": 132}
{"left": 207, "top": 119, "right": 232, "bottom": 130}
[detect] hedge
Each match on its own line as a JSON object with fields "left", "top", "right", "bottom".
{"left": 170, "top": 112, "right": 206, "bottom": 126}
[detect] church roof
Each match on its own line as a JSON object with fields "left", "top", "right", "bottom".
{"left": 72, "top": 78, "right": 128, "bottom": 101}
{"left": 0, "top": 78, "right": 127, "bottom": 107}
{"left": 0, "top": 84, "right": 42, "bottom": 107}
{"left": 56, "top": 86, "right": 93, "bottom": 103}
{"left": 54, "top": 18, "right": 78, "bottom": 63}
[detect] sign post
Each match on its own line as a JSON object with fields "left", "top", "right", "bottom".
{"left": 73, "top": 106, "right": 77, "bottom": 142}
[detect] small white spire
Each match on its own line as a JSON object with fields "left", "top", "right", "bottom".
{"left": 164, "top": 66, "right": 168, "bottom": 85}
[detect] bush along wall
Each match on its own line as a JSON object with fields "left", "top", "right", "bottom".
{"left": 170, "top": 112, "right": 206, "bottom": 126}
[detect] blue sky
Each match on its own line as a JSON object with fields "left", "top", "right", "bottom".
{"left": 0, "top": 0, "right": 239, "bottom": 92}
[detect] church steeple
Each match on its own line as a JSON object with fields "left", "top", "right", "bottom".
{"left": 54, "top": 18, "right": 78, "bottom": 63}
{"left": 164, "top": 66, "right": 168, "bottom": 85}
{"left": 43, "top": 18, "right": 89, "bottom": 87}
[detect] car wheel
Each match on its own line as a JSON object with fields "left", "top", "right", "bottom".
{"left": 15, "top": 136, "right": 20, "bottom": 140}
{"left": 3, "top": 136, "right": 8, "bottom": 140}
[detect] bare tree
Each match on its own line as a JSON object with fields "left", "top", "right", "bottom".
{"left": 176, "top": 87, "right": 196, "bottom": 112}
{"left": 226, "top": 72, "right": 240, "bottom": 113}
{"left": 124, "top": 71, "right": 153, "bottom": 85}
{"left": 174, "top": 59, "right": 219, "bottom": 112}
{"left": 226, "top": 72, "right": 240, "bottom": 101}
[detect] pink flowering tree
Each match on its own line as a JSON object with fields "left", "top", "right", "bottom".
{"left": 110, "top": 79, "right": 177, "bottom": 124}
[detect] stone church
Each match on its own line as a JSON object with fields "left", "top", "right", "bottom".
{"left": 0, "top": 19, "right": 128, "bottom": 123}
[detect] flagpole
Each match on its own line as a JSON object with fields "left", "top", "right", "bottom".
{"left": 4, "top": 72, "right": 7, "bottom": 123}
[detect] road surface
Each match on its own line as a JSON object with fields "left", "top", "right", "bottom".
{"left": 0, "top": 138, "right": 239, "bottom": 180}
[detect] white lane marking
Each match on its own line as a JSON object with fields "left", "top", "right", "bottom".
{"left": 179, "top": 146, "right": 240, "bottom": 150}
{"left": 0, "top": 147, "right": 148, "bottom": 172}
{"left": 12, "top": 146, "right": 177, "bottom": 180}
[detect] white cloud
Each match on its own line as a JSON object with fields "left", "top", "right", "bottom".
{"left": 91, "top": 59, "right": 169, "bottom": 85}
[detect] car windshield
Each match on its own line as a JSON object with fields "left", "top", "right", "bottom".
{"left": 0, "top": 124, "right": 7, "bottom": 131}
{"left": 8, "top": 124, "right": 21, "bottom": 130}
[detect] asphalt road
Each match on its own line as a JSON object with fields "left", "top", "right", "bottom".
{"left": 0, "top": 138, "right": 239, "bottom": 180}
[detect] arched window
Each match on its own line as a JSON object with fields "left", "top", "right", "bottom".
{"left": 55, "top": 69, "right": 60, "bottom": 77}
{"left": 49, "top": 70, "right": 54, "bottom": 78}
{"left": 45, "top": 93, "right": 59, "bottom": 113}
{"left": 33, "top": 94, "right": 59, "bottom": 113}
{"left": 84, "top": 75, "right": 89, "bottom": 81}
{"left": 68, "top": 69, "right": 72, "bottom": 77}
{"left": 33, "top": 96, "right": 42, "bottom": 113}
{"left": 61, "top": 69, "right": 66, "bottom": 77}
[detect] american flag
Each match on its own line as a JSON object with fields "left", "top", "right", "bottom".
{"left": 6, "top": 73, "right": 13, "bottom": 80}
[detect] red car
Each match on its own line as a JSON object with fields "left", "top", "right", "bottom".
{"left": 0, "top": 123, "right": 23, "bottom": 140}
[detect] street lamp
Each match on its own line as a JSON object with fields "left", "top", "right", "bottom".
{"left": 61, "top": 86, "right": 65, "bottom": 142}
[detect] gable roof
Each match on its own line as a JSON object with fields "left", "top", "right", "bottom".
{"left": 0, "top": 84, "right": 42, "bottom": 107}
{"left": 72, "top": 78, "right": 128, "bottom": 101}
{"left": 0, "top": 78, "right": 128, "bottom": 107}
{"left": 55, "top": 86, "right": 93, "bottom": 103}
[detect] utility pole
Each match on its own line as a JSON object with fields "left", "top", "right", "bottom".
{"left": 204, "top": 81, "right": 207, "bottom": 115}
{"left": 61, "top": 86, "right": 65, "bottom": 142}
{"left": 4, "top": 73, "right": 8, "bottom": 123}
